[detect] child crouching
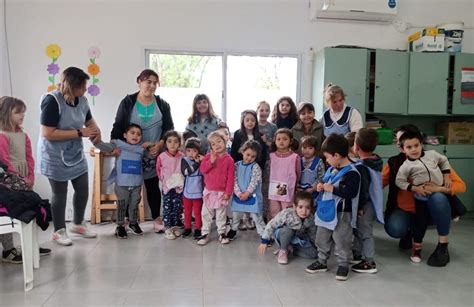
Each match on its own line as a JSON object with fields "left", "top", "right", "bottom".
{"left": 258, "top": 191, "right": 318, "bottom": 265}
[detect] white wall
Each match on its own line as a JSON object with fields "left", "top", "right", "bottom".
{"left": 3, "top": 0, "right": 474, "bottom": 214}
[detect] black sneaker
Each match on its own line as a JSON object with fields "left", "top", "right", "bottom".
{"left": 305, "top": 261, "right": 328, "bottom": 273}
{"left": 336, "top": 266, "right": 349, "bottom": 281}
{"left": 227, "top": 229, "right": 237, "bottom": 241}
{"left": 350, "top": 251, "right": 363, "bottom": 264}
{"left": 352, "top": 260, "right": 377, "bottom": 274}
{"left": 129, "top": 223, "right": 143, "bottom": 236}
{"left": 2, "top": 248, "right": 22, "bottom": 264}
{"left": 115, "top": 225, "right": 128, "bottom": 239}
{"left": 40, "top": 247, "right": 52, "bottom": 257}
{"left": 399, "top": 237, "right": 413, "bottom": 250}
{"left": 193, "top": 229, "right": 202, "bottom": 240}
{"left": 182, "top": 229, "right": 192, "bottom": 237}
{"left": 176, "top": 220, "right": 185, "bottom": 229}
{"left": 427, "top": 243, "right": 450, "bottom": 267}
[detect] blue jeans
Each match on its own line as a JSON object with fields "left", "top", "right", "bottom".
{"left": 385, "top": 192, "right": 451, "bottom": 243}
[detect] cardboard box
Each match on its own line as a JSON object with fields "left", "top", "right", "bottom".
{"left": 408, "top": 28, "right": 445, "bottom": 52}
{"left": 437, "top": 122, "right": 474, "bottom": 144}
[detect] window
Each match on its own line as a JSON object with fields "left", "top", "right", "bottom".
{"left": 146, "top": 50, "right": 299, "bottom": 132}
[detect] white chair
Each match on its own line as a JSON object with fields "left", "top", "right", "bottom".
{"left": 0, "top": 216, "right": 40, "bottom": 291}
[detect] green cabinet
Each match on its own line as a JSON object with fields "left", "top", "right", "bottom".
{"left": 452, "top": 53, "right": 474, "bottom": 115}
{"left": 408, "top": 53, "right": 450, "bottom": 115}
{"left": 373, "top": 49, "right": 409, "bottom": 114}
{"left": 313, "top": 48, "right": 369, "bottom": 120}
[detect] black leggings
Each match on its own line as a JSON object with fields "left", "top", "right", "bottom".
{"left": 144, "top": 176, "right": 162, "bottom": 219}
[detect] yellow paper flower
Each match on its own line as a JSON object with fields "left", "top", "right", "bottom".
{"left": 48, "top": 84, "right": 58, "bottom": 92}
{"left": 45, "top": 44, "right": 61, "bottom": 59}
{"left": 88, "top": 63, "right": 100, "bottom": 76}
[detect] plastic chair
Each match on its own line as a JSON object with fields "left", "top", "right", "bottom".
{"left": 90, "top": 147, "right": 145, "bottom": 224}
{"left": 0, "top": 217, "right": 40, "bottom": 291}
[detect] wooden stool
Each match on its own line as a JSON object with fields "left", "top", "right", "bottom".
{"left": 90, "top": 147, "right": 145, "bottom": 224}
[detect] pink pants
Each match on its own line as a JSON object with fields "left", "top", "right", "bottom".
{"left": 269, "top": 200, "right": 293, "bottom": 219}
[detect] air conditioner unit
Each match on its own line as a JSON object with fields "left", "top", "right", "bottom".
{"left": 310, "top": 0, "right": 398, "bottom": 23}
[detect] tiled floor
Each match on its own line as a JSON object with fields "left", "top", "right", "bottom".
{"left": 0, "top": 218, "right": 473, "bottom": 307}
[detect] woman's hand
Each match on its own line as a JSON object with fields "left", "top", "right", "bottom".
{"left": 316, "top": 183, "right": 324, "bottom": 192}
{"left": 81, "top": 126, "right": 100, "bottom": 138}
{"left": 412, "top": 185, "right": 430, "bottom": 196}
{"left": 322, "top": 183, "right": 334, "bottom": 193}
{"left": 148, "top": 140, "right": 163, "bottom": 156}
{"left": 257, "top": 243, "right": 267, "bottom": 255}
{"left": 424, "top": 182, "right": 449, "bottom": 194}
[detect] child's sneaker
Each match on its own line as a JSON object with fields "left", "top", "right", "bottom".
{"left": 115, "top": 226, "right": 128, "bottom": 239}
{"left": 227, "top": 229, "right": 237, "bottom": 241}
{"left": 39, "top": 247, "right": 52, "bottom": 257}
{"left": 351, "top": 260, "right": 377, "bottom": 274}
{"left": 335, "top": 266, "right": 349, "bottom": 281}
{"left": 219, "top": 234, "right": 230, "bottom": 245}
{"left": 52, "top": 228, "right": 73, "bottom": 246}
{"left": 70, "top": 222, "right": 97, "bottom": 238}
{"left": 277, "top": 249, "right": 289, "bottom": 265}
{"left": 164, "top": 228, "right": 177, "bottom": 240}
{"left": 129, "top": 223, "right": 143, "bottom": 236}
{"left": 197, "top": 234, "right": 209, "bottom": 246}
{"left": 245, "top": 218, "right": 256, "bottom": 230}
{"left": 350, "top": 250, "right": 363, "bottom": 264}
{"left": 172, "top": 226, "right": 181, "bottom": 237}
{"left": 193, "top": 229, "right": 201, "bottom": 240}
{"left": 238, "top": 219, "right": 247, "bottom": 231}
{"left": 305, "top": 261, "right": 328, "bottom": 273}
{"left": 2, "top": 248, "right": 22, "bottom": 264}
{"left": 153, "top": 217, "right": 165, "bottom": 233}
{"left": 410, "top": 243, "right": 423, "bottom": 263}
{"left": 182, "top": 229, "right": 192, "bottom": 237}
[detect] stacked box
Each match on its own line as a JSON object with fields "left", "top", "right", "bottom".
{"left": 437, "top": 122, "right": 474, "bottom": 144}
{"left": 408, "top": 28, "right": 445, "bottom": 52}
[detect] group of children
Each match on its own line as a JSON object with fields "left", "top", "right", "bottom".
{"left": 0, "top": 91, "right": 459, "bottom": 280}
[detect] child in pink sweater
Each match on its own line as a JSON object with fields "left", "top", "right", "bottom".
{"left": 197, "top": 131, "right": 235, "bottom": 246}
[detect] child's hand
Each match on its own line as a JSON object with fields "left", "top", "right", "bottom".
{"left": 443, "top": 174, "right": 452, "bottom": 189}
{"left": 323, "top": 183, "right": 334, "bottom": 193}
{"left": 240, "top": 192, "right": 250, "bottom": 201}
{"left": 316, "top": 183, "right": 324, "bottom": 192}
{"left": 223, "top": 194, "right": 230, "bottom": 201}
{"left": 257, "top": 243, "right": 267, "bottom": 255}
{"left": 110, "top": 147, "right": 121, "bottom": 157}
{"left": 196, "top": 154, "right": 204, "bottom": 162}
{"left": 142, "top": 142, "right": 153, "bottom": 149}
{"left": 412, "top": 185, "right": 429, "bottom": 196}
{"left": 358, "top": 209, "right": 364, "bottom": 217}
{"left": 210, "top": 150, "right": 217, "bottom": 164}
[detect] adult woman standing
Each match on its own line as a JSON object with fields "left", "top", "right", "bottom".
{"left": 320, "top": 84, "right": 363, "bottom": 137}
{"left": 39, "top": 67, "right": 100, "bottom": 246}
{"left": 111, "top": 69, "right": 174, "bottom": 232}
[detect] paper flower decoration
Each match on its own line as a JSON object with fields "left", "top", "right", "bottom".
{"left": 45, "top": 44, "right": 61, "bottom": 92}
{"left": 87, "top": 46, "right": 101, "bottom": 105}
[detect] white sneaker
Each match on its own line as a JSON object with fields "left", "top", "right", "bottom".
{"left": 52, "top": 228, "right": 73, "bottom": 246}
{"left": 165, "top": 228, "right": 177, "bottom": 240}
{"left": 70, "top": 222, "right": 97, "bottom": 238}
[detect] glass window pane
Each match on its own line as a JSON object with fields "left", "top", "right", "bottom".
{"left": 226, "top": 55, "right": 298, "bottom": 131}
{"left": 148, "top": 53, "right": 223, "bottom": 132}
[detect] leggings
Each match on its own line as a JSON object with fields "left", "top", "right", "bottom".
{"left": 144, "top": 176, "right": 162, "bottom": 219}
{"left": 49, "top": 172, "right": 89, "bottom": 231}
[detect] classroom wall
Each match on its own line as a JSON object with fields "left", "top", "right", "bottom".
{"left": 1, "top": 0, "right": 473, "bottom": 218}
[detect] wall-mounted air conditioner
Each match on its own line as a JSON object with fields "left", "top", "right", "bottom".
{"left": 309, "top": 0, "right": 398, "bottom": 24}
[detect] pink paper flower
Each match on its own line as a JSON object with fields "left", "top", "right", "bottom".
{"left": 88, "top": 46, "right": 101, "bottom": 59}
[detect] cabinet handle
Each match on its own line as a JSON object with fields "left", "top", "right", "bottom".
{"left": 375, "top": 85, "right": 380, "bottom": 88}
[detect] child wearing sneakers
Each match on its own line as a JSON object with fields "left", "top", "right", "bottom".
{"left": 351, "top": 128, "right": 384, "bottom": 273}
{"left": 227, "top": 140, "right": 266, "bottom": 241}
{"left": 156, "top": 131, "right": 185, "bottom": 240}
{"left": 306, "top": 134, "right": 360, "bottom": 281}
{"left": 93, "top": 123, "right": 151, "bottom": 238}
{"left": 395, "top": 131, "right": 453, "bottom": 264}
{"left": 297, "top": 135, "right": 325, "bottom": 200}
{"left": 258, "top": 191, "right": 317, "bottom": 265}
{"left": 197, "top": 131, "right": 234, "bottom": 245}
{"left": 181, "top": 137, "right": 204, "bottom": 239}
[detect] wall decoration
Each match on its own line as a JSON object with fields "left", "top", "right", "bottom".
{"left": 45, "top": 44, "right": 62, "bottom": 92}
{"left": 87, "top": 46, "right": 101, "bottom": 105}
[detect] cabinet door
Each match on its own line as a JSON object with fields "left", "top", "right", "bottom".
{"left": 324, "top": 48, "right": 369, "bottom": 117}
{"left": 374, "top": 49, "right": 409, "bottom": 114}
{"left": 452, "top": 53, "right": 474, "bottom": 115}
{"left": 408, "top": 53, "right": 449, "bottom": 115}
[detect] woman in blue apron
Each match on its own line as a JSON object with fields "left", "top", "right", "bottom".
{"left": 39, "top": 67, "right": 101, "bottom": 246}
{"left": 320, "top": 84, "right": 364, "bottom": 137}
